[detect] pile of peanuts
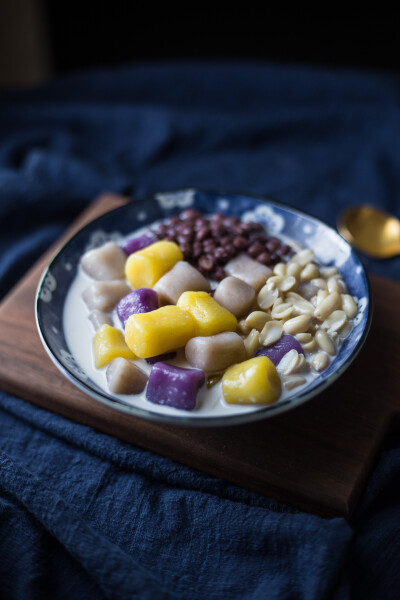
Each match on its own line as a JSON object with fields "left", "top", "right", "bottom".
{"left": 153, "top": 209, "right": 294, "bottom": 281}
{"left": 237, "top": 247, "right": 358, "bottom": 389}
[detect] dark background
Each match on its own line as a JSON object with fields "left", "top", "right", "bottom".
{"left": 43, "top": 8, "right": 400, "bottom": 74}
{"left": 0, "top": 4, "right": 399, "bottom": 88}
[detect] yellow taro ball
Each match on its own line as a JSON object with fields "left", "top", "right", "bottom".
{"left": 124, "top": 240, "right": 183, "bottom": 288}
{"left": 93, "top": 324, "right": 136, "bottom": 369}
{"left": 222, "top": 356, "right": 281, "bottom": 405}
{"left": 125, "top": 305, "right": 195, "bottom": 359}
{"left": 176, "top": 291, "right": 237, "bottom": 337}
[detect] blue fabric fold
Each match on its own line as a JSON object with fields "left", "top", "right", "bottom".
{"left": 0, "top": 392, "right": 352, "bottom": 600}
{"left": 1, "top": 62, "right": 400, "bottom": 599}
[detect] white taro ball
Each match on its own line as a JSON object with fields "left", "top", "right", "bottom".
{"left": 185, "top": 332, "right": 246, "bottom": 373}
{"left": 106, "top": 358, "right": 148, "bottom": 395}
{"left": 81, "top": 242, "right": 127, "bottom": 281}
{"left": 82, "top": 281, "right": 131, "bottom": 312}
{"left": 225, "top": 253, "right": 272, "bottom": 292}
{"left": 214, "top": 276, "right": 256, "bottom": 318}
{"left": 153, "top": 261, "right": 210, "bottom": 305}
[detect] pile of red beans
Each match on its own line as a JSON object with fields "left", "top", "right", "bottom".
{"left": 153, "top": 209, "right": 293, "bottom": 281}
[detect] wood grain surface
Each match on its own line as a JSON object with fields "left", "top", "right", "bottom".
{"left": 0, "top": 193, "right": 399, "bottom": 519}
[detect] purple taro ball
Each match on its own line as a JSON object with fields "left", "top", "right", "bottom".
{"left": 117, "top": 288, "right": 159, "bottom": 328}
{"left": 255, "top": 334, "right": 305, "bottom": 366}
{"left": 120, "top": 234, "right": 156, "bottom": 256}
{"left": 146, "top": 362, "right": 205, "bottom": 411}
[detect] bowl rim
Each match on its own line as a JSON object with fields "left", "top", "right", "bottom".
{"left": 35, "top": 188, "right": 373, "bottom": 427}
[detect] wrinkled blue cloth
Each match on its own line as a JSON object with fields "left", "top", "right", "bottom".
{"left": 0, "top": 63, "right": 399, "bottom": 600}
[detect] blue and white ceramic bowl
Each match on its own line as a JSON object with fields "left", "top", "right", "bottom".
{"left": 36, "top": 190, "right": 372, "bottom": 427}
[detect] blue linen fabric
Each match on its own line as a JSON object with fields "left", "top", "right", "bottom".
{"left": 0, "top": 63, "right": 399, "bottom": 600}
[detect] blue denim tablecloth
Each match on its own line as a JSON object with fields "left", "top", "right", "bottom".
{"left": 0, "top": 62, "right": 399, "bottom": 600}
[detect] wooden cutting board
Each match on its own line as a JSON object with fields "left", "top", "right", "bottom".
{"left": 0, "top": 193, "right": 399, "bottom": 519}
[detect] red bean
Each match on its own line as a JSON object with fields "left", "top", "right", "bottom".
{"left": 237, "top": 222, "right": 253, "bottom": 234}
{"left": 181, "top": 209, "right": 202, "bottom": 220}
{"left": 233, "top": 236, "right": 248, "bottom": 250}
{"left": 211, "top": 266, "right": 226, "bottom": 281}
{"left": 219, "top": 236, "right": 232, "bottom": 246}
{"left": 198, "top": 255, "right": 215, "bottom": 271}
{"left": 181, "top": 225, "right": 194, "bottom": 237}
{"left": 157, "top": 223, "right": 168, "bottom": 235}
{"left": 257, "top": 252, "right": 271, "bottom": 265}
{"left": 277, "top": 244, "right": 291, "bottom": 256}
{"left": 269, "top": 253, "right": 279, "bottom": 264}
{"left": 180, "top": 244, "right": 192, "bottom": 259}
{"left": 214, "top": 247, "right": 230, "bottom": 262}
{"left": 223, "top": 216, "right": 240, "bottom": 228}
{"left": 166, "top": 226, "right": 178, "bottom": 238}
{"left": 224, "top": 244, "right": 236, "bottom": 260}
{"left": 267, "top": 238, "right": 280, "bottom": 253}
{"left": 211, "top": 213, "right": 224, "bottom": 222}
{"left": 154, "top": 211, "right": 294, "bottom": 275}
{"left": 177, "top": 235, "right": 191, "bottom": 247}
{"left": 248, "top": 242, "right": 266, "bottom": 258}
{"left": 192, "top": 242, "right": 203, "bottom": 258}
{"left": 211, "top": 223, "right": 225, "bottom": 238}
{"left": 248, "top": 221, "right": 264, "bottom": 232}
{"left": 249, "top": 232, "right": 267, "bottom": 244}
{"left": 196, "top": 227, "right": 211, "bottom": 242}
{"left": 194, "top": 218, "right": 207, "bottom": 231}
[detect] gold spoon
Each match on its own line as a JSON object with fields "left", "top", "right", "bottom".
{"left": 337, "top": 205, "right": 400, "bottom": 258}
